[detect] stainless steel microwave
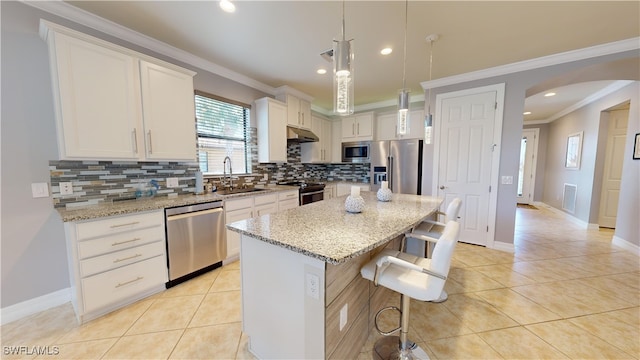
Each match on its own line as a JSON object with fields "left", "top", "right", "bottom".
{"left": 341, "top": 141, "right": 371, "bottom": 163}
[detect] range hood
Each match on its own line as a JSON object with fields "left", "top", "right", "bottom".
{"left": 287, "top": 126, "right": 319, "bottom": 143}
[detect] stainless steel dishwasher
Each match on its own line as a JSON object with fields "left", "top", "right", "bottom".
{"left": 165, "top": 201, "right": 225, "bottom": 287}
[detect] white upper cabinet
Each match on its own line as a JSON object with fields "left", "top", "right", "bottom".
{"left": 41, "top": 21, "right": 196, "bottom": 161}
{"left": 255, "top": 97, "right": 287, "bottom": 163}
{"left": 139, "top": 61, "right": 196, "bottom": 160}
{"left": 276, "top": 93, "right": 312, "bottom": 130}
{"left": 301, "top": 115, "right": 332, "bottom": 163}
{"left": 341, "top": 112, "right": 374, "bottom": 142}
{"left": 375, "top": 109, "right": 425, "bottom": 140}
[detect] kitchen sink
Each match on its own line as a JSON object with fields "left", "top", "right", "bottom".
{"left": 216, "top": 187, "right": 268, "bottom": 195}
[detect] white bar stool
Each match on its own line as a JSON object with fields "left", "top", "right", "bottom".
{"left": 361, "top": 221, "right": 460, "bottom": 360}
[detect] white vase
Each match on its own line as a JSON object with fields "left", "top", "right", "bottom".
{"left": 345, "top": 195, "right": 365, "bottom": 213}
{"left": 377, "top": 188, "right": 392, "bottom": 202}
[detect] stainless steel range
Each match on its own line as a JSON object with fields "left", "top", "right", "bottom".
{"left": 278, "top": 180, "right": 326, "bottom": 205}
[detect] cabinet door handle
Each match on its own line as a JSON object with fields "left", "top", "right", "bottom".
{"left": 132, "top": 129, "right": 138, "bottom": 153}
{"left": 109, "top": 221, "right": 140, "bottom": 228}
{"left": 147, "top": 130, "right": 153, "bottom": 154}
{"left": 113, "top": 253, "right": 142, "bottom": 263}
{"left": 115, "top": 276, "right": 144, "bottom": 288}
{"left": 357, "top": 123, "right": 360, "bottom": 135}
{"left": 112, "top": 237, "right": 141, "bottom": 246}
{"left": 352, "top": 123, "right": 355, "bottom": 135}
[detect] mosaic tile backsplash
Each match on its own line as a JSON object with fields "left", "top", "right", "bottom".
{"left": 50, "top": 127, "right": 370, "bottom": 208}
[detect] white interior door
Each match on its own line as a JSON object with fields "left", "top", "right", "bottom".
{"left": 598, "top": 108, "right": 628, "bottom": 228}
{"left": 436, "top": 89, "right": 499, "bottom": 246}
{"left": 517, "top": 129, "right": 538, "bottom": 205}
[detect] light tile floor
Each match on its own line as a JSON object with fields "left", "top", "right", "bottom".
{"left": 2, "top": 204, "right": 639, "bottom": 359}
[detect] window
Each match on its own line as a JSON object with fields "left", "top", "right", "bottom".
{"left": 195, "top": 91, "right": 250, "bottom": 175}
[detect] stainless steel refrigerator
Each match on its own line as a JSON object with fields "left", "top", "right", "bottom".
{"left": 370, "top": 139, "right": 424, "bottom": 194}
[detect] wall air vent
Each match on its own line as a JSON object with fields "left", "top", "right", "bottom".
{"left": 562, "top": 183, "right": 577, "bottom": 214}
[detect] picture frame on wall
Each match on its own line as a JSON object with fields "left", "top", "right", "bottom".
{"left": 565, "top": 131, "right": 583, "bottom": 169}
{"left": 634, "top": 133, "right": 640, "bottom": 160}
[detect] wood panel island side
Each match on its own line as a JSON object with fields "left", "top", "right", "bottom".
{"left": 226, "top": 192, "right": 441, "bottom": 359}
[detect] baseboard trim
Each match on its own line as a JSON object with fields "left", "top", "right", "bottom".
{"left": 535, "top": 202, "right": 590, "bottom": 229}
{"left": 1, "top": 288, "right": 71, "bottom": 326}
{"left": 491, "top": 241, "right": 515, "bottom": 253}
{"left": 612, "top": 236, "right": 640, "bottom": 256}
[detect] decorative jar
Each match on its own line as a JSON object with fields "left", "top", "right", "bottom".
{"left": 377, "top": 188, "right": 392, "bottom": 202}
{"left": 345, "top": 195, "right": 365, "bottom": 213}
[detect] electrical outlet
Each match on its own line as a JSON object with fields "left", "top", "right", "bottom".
{"left": 501, "top": 176, "right": 513, "bottom": 185}
{"left": 59, "top": 182, "right": 73, "bottom": 195}
{"left": 166, "top": 177, "right": 179, "bottom": 188}
{"left": 339, "top": 303, "right": 348, "bottom": 331}
{"left": 306, "top": 273, "right": 319, "bottom": 300}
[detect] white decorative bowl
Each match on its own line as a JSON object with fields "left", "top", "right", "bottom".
{"left": 377, "top": 188, "right": 392, "bottom": 202}
{"left": 345, "top": 195, "right": 365, "bottom": 213}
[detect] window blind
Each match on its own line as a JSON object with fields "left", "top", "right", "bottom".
{"left": 195, "top": 91, "right": 250, "bottom": 174}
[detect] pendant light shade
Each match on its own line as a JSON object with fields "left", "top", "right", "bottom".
{"left": 334, "top": 1, "right": 354, "bottom": 116}
{"left": 424, "top": 113, "right": 433, "bottom": 144}
{"left": 397, "top": 0, "right": 410, "bottom": 135}
{"left": 397, "top": 89, "right": 410, "bottom": 135}
{"left": 334, "top": 39, "right": 354, "bottom": 115}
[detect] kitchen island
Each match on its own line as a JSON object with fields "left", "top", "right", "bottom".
{"left": 227, "top": 192, "right": 441, "bottom": 359}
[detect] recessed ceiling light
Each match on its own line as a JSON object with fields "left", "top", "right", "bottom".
{"left": 380, "top": 48, "right": 392, "bottom": 55}
{"left": 523, "top": 111, "right": 532, "bottom": 115}
{"left": 544, "top": 92, "right": 556, "bottom": 97}
{"left": 317, "top": 69, "right": 327, "bottom": 75}
{"left": 219, "top": 0, "right": 236, "bottom": 13}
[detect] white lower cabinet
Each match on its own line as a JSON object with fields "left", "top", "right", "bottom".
{"left": 278, "top": 190, "right": 299, "bottom": 211}
{"left": 224, "top": 198, "right": 254, "bottom": 260}
{"left": 224, "top": 191, "right": 299, "bottom": 259}
{"left": 324, "top": 184, "right": 336, "bottom": 200}
{"left": 64, "top": 210, "right": 166, "bottom": 323}
{"left": 82, "top": 255, "right": 167, "bottom": 314}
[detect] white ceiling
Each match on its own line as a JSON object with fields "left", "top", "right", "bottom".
{"left": 62, "top": 1, "right": 640, "bottom": 119}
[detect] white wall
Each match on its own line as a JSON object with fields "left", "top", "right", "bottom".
{"left": 1, "top": 1, "right": 71, "bottom": 308}
{"left": 0, "top": 1, "right": 270, "bottom": 310}
{"left": 424, "top": 51, "right": 639, "bottom": 247}
{"left": 542, "top": 83, "right": 639, "bottom": 244}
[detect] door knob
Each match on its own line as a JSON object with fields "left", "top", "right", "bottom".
{"left": 439, "top": 185, "right": 446, "bottom": 190}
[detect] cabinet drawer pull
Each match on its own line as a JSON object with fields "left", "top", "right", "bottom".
{"left": 111, "top": 237, "right": 141, "bottom": 246}
{"left": 113, "top": 253, "right": 142, "bottom": 263}
{"left": 109, "top": 221, "right": 140, "bottom": 228}
{"left": 115, "top": 276, "right": 144, "bottom": 288}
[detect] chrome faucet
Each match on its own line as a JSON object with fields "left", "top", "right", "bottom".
{"left": 223, "top": 156, "right": 233, "bottom": 190}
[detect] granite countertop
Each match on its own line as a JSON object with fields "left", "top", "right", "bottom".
{"left": 56, "top": 185, "right": 298, "bottom": 222}
{"left": 227, "top": 192, "right": 442, "bottom": 265}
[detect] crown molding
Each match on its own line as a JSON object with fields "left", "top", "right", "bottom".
{"left": 21, "top": 0, "right": 277, "bottom": 96}
{"left": 274, "top": 86, "right": 314, "bottom": 102}
{"left": 421, "top": 37, "right": 640, "bottom": 90}
{"left": 543, "top": 80, "right": 634, "bottom": 122}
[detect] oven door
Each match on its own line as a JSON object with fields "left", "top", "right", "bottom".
{"left": 300, "top": 190, "right": 324, "bottom": 205}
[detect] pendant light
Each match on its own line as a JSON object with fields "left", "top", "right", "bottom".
{"left": 333, "top": 1, "right": 354, "bottom": 116}
{"left": 424, "top": 34, "right": 438, "bottom": 144}
{"left": 397, "top": 0, "right": 410, "bottom": 135}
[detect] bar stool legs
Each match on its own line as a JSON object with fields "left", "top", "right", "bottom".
{"left": 373, "top": 294, "right": 429, "bottom": 360}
